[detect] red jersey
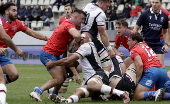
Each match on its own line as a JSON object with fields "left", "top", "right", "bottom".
{"left": 0, "top": 16, "right": 28, "bottom": 48}
{"left": 42, "top": 19, "right": 77, "bottom": 56}
{"left": 160, "top": 8, "right": 170, "bottom": 39}
{"left": 114, "top": 29, "right": 136, "bottom": 50}
{"left": 130, "top": 42, "right": 165, "bottom": 71}
{"left": 59, "top": 16, "right": 71, "bottom": 25}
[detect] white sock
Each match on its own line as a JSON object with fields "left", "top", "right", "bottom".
{"left": 67, "top": 95, "right": 79, "bottom": 103}
{"left": 112, "top": 88, "right": 124, "bottom": 97}
{"left": 100, "top": 84, "right": 112, "bottom": 93}
{"left": 0, "top": 84, "right": 7, "bottom": 103}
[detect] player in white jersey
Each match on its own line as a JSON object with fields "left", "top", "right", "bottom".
{"left": 46, "top": 34, "right": 130, "bottom": 103}
{"left": 81, "top": 0, "right": 115, "bottom": 73}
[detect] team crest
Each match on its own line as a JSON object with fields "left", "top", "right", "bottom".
{"left": 149, "top": 16, "right": 152, "bottom": 19}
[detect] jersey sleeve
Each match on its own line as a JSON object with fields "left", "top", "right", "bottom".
{"left": 162, "top": 15, "right": 169, "bottom": 29}
{"left": 74, "top": 43, "right": 91, "bottom": 58}
{"left": 136, "top": 12, "right": 145, "bottom": 26}
{"left": 114, "top": 35, "right": 120, "bottom": 46}
{"left": 96, "top": 12, "right": 106, "bottom": 26}
{"left": 130, "top": 50, "right": 139, "bottom": 61}
{"left": 17, "top": 20, "right": 28, "bottom": 32}
{"left": 65, "top": 21, "right": 76, "bottom": 30}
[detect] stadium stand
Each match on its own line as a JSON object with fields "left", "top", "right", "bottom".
{"left": 31, "top": 0, "right": 38, "bottom": 5}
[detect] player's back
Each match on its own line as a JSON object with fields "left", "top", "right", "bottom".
{"left": 131, "top": 42, "right": 164, "bottom": 71}
{"left": 81, "top": 3, "right": 106, "bottom": 38}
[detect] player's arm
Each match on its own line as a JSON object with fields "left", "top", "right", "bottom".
{"left": 23, "top": 28, "right": 48, "bottom": 41}
{"left": 162, "top": 28, "right": 169, "bottom": 53}
{"left": 46, "top": 54, "right": 79, "bottom": 68}
{"left": 0, "top": 26, "right": 23, "bottom": 56}
{"left": 68, "top": 28, "right": 81, "bottom": 43}
{"left": 133, "top": 25, "right": 141, "bottom": 32}
{"left": 112, "top": 43, "right": 124, "bottom": 58}
{"left": 133, "top": 55, "right": 143, "bottom": 84}
{"left": 98, "top": 26, "right": 115, "bottom": 57}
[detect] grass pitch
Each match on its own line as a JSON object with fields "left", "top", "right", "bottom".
{"left": 6, "top": 65, "right": 170, "bottom": 104}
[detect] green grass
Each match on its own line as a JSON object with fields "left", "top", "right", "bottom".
{"left": 6, "top": 65, "right": 170, "bottom": 104}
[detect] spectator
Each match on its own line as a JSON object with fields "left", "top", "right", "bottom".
{"left": 145, "top": 0, "right": 151, "bottom": 10}
{"left": 130, "top": 5, "right": 138, "bottom": 22}
{"left": 105, "top": 9, "right": 116, "bottom": 30}
{"left": 45, "top": 13, "right": 56, "bottom": 31}
{"left": 32, "top": 5, "right": 42, "bottom": 21}
{"left": 17, "top": 4, "right": 26, "bottom": 21}
{"left": 71, "top": 4, "right": 77, "bottom": 12}
{"left": 132, "top": 0, "right": 143, "bottom": 12}
{"left": 41, "top": 5, "right": 52, "bottom": 21}
{"left": 122, "top": 3, "right": 131, "bottom": 19}
{"left": 116, "top": 10, "right": 124, "bottom": 20}
{"left": 25, "top": 6, "right": 34, "bottom": 21}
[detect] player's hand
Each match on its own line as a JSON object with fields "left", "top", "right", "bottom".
{"left": 162, "top": 44, "right": 169, "bottom": 53}
{"left": 46, "top": 59, "right": 55, "bottom": 68}
{"left": 74, "top": 74, "right": 81, "bottom": 84}
{"left": 15, "top": 48, "right": 23, "bottom": 57}
{"left": 0, "top": 48, "right": 7, "bottom": 55}
{"left": 108, "top": 50, "right": 116, "bottom": 58}
{"left": 117, "top": 52, "right": 124, "bottom": 59}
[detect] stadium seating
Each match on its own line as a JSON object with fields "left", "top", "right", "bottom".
{"left": 162, "top": 3, "right": 166, "bottom": 9}
{"left": 50, "top": 0, "right": 56, "bottom": 5}
{"left": 31, "top": 21, "right": 37, "bottom": 29}
{"left": 31, "top": 0, "right": 38, "bottom": 5}
{"left": 117, "top": 4, "right": 124, "bottom": 12}
{"left": 20, "top": 0, "right": 26, "bottom": 5}
{"left": 166, "top": 3, "right": 170, "bottom": 10}
{"left": 52, "top": 6, "right": 58, "bottom": 12}
{"left": 38, "top": 0, "right": 44, "bottom": 5}
{"left": 37, "top": 21, "right": 44, "bottom": 30}
{"left": 43, "top": 0, "right": 50, "bottom": 5}
{"left": 25, "top": 0, "right": 32, "bottom": 5}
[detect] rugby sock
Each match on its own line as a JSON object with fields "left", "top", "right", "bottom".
{"left": 52, "top": 91, "right": 58, "bottom": 95}
{"left": 34, "top": 87, "right": 43, "bottom": 95}
{"left": 4, "top": 75, "right": 12, "bottom": 84}
{"left": 67, "top": 95, "right": 79, "bottom": 103}
{"left": 163, "top": 93, "right": 170, "bottom": 99}
{"left": 0, "top": 84, "right": 7, "bottom": 104}
{"left": 100, "top": 84, "right": 124, "bottom": 96}
{"left": 144, "top": 91, "right": 156, "bottom": 99}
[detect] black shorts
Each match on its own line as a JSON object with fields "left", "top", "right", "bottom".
{"left": 148, "top": 43, "right": 163, "bottom": 54}
{"left": 84, "top": 70, "right": 109, "bottom": 85}
{"left": 115, "top": 73, "right": 135, "bottom": 94}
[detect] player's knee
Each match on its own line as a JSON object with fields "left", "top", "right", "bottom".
{"left": 87, "top": 78, "right": 101, "bottom": 91}
{"left": 77, "top": 87, "right": 90, "bottom": 98}
{"left": 9, "top": 73, "right": 19, "bottom": 81}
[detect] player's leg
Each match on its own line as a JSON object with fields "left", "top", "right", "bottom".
{"left": 157, "top": 54, "right": 164, "bottom": 65}
{"left": 123, "top": 57, "right": 134, "bottom": 69}
{"left": 0, "top": 55, "right": 18, "bottom": 84}
{"left": 87, "top": 75, "right": 130, "bottom": 103}
{"left": 134, "top": 67, "right": 167, "bottom": 101}
{"left": 0, "top": 66, "right": 7, "bottom": 104}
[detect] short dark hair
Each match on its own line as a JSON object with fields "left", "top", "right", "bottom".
{"left": 72, "top": 9, "right": 86, "bottom": 17}
{"left": 65, "top": 4, "right": 71, "bottom": 8}
{"left": 115, "top": 19, "right": 128, "bottom": 27}
{"left": 129, "top": 32, "right": 144, "bottom": 42}
{"left": 98, "top": 0, "right": 112, "bottom": 3}
{"left": 0, "top": 2, "right": 16, "bottom": 15}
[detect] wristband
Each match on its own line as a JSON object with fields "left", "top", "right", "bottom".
{"left": 106, "top": 45, "right": 112, "bottom": 51}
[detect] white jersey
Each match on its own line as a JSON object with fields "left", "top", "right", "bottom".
{"left": 81, "top": 3, "right": 106, "bottom": 38}
{"left": 73, "top": 42, "right": 103, "bottom": 82}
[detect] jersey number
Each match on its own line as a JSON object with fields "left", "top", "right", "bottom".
{"left": 84, "top": 13, "right": 90, "bottom": 25}
{"left": 143, "top": 45, "right": 156, "bottom": 57}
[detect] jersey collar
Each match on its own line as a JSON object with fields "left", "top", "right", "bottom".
{"left": 70, "top": 18, "right": 75, "bottom": 25}
{"left": 3, "top": 16, "right": 8, "bottom": 23}
{"left": 150, "top": 7, "right": 162, "bottom": 14}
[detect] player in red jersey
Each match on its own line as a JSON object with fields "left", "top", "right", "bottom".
{"left": 0, "top": 2, "right": 48, "bottom": 85}
{"left": 59, "top": 4, "right": 72, "bottom": 25}
{"left": 127, "top": 32, "right": 168, "bottom": 101}
{"left": 0, "top": 19, "right": 23, "bottom": 104}
{"left": 112, "top": 19, "right": 136, "bottom": 74}
{"left": 30, "top": 9, "right": 86, "bottom": 102}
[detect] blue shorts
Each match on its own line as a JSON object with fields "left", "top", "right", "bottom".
{"left": 40, "top": 50, "right": 61, "bottom": 71}
{"left": 139, "top": 67, "right": 168, "bottom": 89}
{"left": 0, "top": 54, "right": 13, "bottom": 66}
